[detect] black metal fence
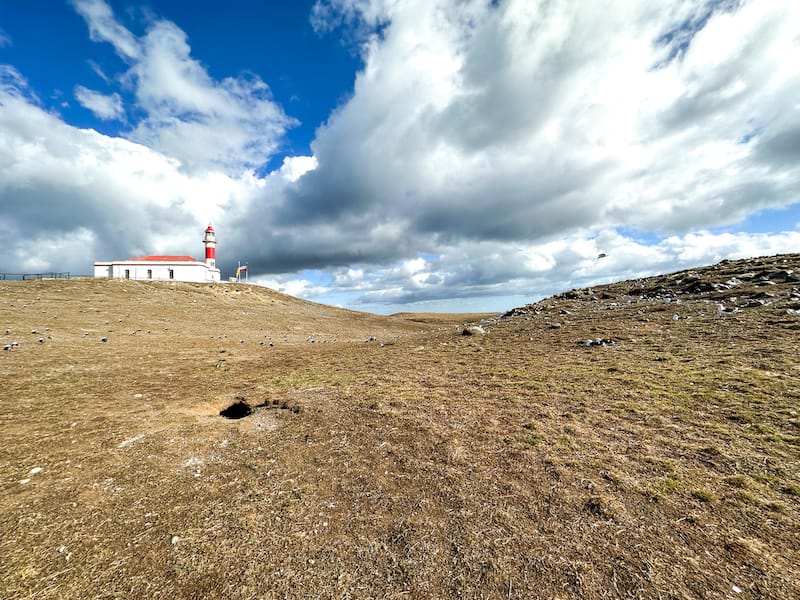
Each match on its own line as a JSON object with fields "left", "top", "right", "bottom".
{"left": 0, "top": 272, "right": 71, "bottom": 281}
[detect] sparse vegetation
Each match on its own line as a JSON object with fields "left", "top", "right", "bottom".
{"left": 1, "top": 254, "right": 799, "bottom": 598}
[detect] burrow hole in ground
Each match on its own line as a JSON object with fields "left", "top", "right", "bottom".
{"left": 220, "top": 398, "right": 301, "bottom": 419}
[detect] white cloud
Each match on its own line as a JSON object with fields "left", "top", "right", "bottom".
{"left": 0, "top": 69, "right": 255, "bottom": 274}
{"left": 69, "top": 0, "right": 141, "bottom": 60}
{"left": 291, "top": 0, "right": 800, "bottom": 244}
{"left": 267, "top": 228, "right": 800, "bottom": 310}
{"left": 251, "top": 275, "right": 331, "bottom": 299}
{"left": 70, "top": 1, "right": 297, "bottom": 173}
{"left": 279, "top": 155, "right": 318, "bottom": 182}
{"left": 74, "top": 85, "right": 124, "bottom": 120}
{"left": 0, "top": 28, "right": 11, "bottom": 47}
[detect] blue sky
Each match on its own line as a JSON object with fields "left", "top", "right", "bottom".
{"left": 1, "top": 0, "right": 799, "bottom": 314}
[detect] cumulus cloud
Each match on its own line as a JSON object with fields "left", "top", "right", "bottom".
{"left": 74, "top": 85, "right": 124, "bottom": 120}
{"left": 69, "top": 0, "right": 296, "bottom": 173}
{"left": 0, "top": 67, "right": 250, "bottom": 274}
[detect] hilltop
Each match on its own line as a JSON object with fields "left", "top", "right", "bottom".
{"left": 1, "top": 255, "right": 799, "bottom": 599}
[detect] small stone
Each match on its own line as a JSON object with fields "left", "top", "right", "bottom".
{"left": 38, "top": 337, "right": 45, "bottom": 343}
{"left": 741, "top": 299, "right": 765, "bottom": 308}
{"left": 100, "top": 337, "right": 108, "bottom": 343}
{"left": 170, "top": 535, "right": 180, "bottom": 545}
{"left": 19, "top": 478, "right": 31, "bottom": 484}
{"left": 461, "top": 326, "right": 485, "bottom": 336}
{"left": 29, "top": 467, "right": 42, "bottom": 475}
{"left": 672, "top": 314, "right": 679, "bottom": 321}
{"left": 549, "top": 322, "right": 562, "bottom": 329}
{"left": 732, "top": 585, "right": 742, "bottom": 594}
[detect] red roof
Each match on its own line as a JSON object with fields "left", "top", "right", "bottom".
{"left": 127, "top": 255, "right": 199, "bottom": 262}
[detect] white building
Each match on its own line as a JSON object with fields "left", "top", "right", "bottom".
{"left": 94, "top": 226, "right": 221, "bottom": 283}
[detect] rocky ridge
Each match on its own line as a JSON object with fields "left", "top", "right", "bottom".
{"left": 500, "top": 252, "right": 800, "bottom": 322}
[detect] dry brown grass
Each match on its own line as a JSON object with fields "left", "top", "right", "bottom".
{"left": 1, "top": 257, "right": 799, "bottom": 599}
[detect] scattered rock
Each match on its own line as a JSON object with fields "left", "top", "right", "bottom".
{"left": 462, "top": 326, "right": 486, "bottom": 336}
{"left": 549, "top": 322, "right": 562, "bottom": 329}
{"left": 584, "top": 338, "right": 615, "bottom": 347}
{"left": 765, "top": 270, "right": 800, "bottom": 282}
{"left": 741, "top": 299, "right": 765, "bottom": 308}
{"left": 364, "top": 336, "right": 378, "bottom": 342}
{"left": 100, "top": 337, "right": 108, "bottom": 343}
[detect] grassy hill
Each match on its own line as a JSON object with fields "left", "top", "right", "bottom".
{"left": 1, "top": 256, "right": 799, "bottom": 598}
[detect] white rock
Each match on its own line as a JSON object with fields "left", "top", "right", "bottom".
{"left": 29, "top": 467, "right": 43, "bottom": 475}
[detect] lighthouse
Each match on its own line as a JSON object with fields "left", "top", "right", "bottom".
{"left": 94, "top": 224, "right": 221, "bottom": 282}
{"left": 203, "top": 225, "right": 217, "bottom": 269}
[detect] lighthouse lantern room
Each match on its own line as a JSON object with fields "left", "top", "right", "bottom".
{"left": 94, "top": 225, "right": 222, "bottom": 283}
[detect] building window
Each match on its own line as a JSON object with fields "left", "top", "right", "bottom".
{"left": 124, "top": 269, "right": 130, "bottom": 279}
{"left": 147, "top": 269, "right": 153, "bottom": 279}
{"left": 169, "top": 269, "right": 174, "bottom": 280}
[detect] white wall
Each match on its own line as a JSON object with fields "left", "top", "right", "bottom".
{"left": 94, "top": 261, "right": 220, "bottom": 282}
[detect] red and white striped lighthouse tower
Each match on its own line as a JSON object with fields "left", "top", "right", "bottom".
{"left": 203, "top": 225, "right": 217, "bottom": 269}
